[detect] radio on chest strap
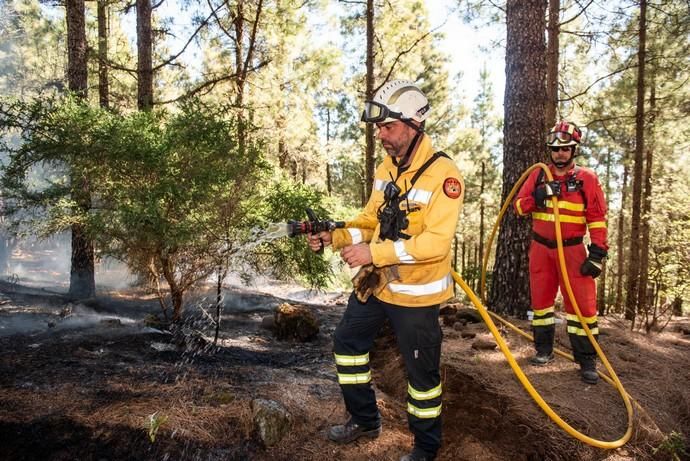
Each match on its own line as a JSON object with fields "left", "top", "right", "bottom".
{"left": 536, "top": 166, "right": 586, "bottom": 208}
{"left": 378, "top": 151, "right": 450, "bottom": 241}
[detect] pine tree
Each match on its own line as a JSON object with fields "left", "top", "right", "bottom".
{"left": 488, "top": 0, "right": 546, "bottom": 316}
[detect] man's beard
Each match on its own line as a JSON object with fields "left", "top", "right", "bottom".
{"left": 551, "top": 153, "right": 573, "bottom": 168}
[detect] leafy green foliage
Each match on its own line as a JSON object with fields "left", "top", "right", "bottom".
{"left": 0, "top": 96, "right": 101, "bottom": 234}
{"left": 145, "top": 412, "right": 168, "bottom": 443}
{"left": 0, "top": 96, "right": 339, "bottom": 318}
{"left": 251, "top": 179, "right": 334, "bottom": 288}
{"left": 653, "top": 431, "right": 688, "bottom": 460}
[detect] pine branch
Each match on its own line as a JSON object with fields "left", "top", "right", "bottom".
{"left": 559, "top": 64, "right": 637, "bottom": 102}
{"left": 151, "top": 1, "right": 226, "bottom": 71}
{"left": 207, "top": 0, "right": 235, "bottom": 42}
{"left": 560, "top": 0, "right": 595, "bottom": 27}
{"left": 376, "top": 24, "right": 442, "bottom": 94}
{"left": 155, "top": 60, "right": 270, "bottom": 105}
{"left": 241, "top": 0, "right": 264, "bottom": 83}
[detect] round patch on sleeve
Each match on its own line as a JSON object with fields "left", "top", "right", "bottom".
{"left": 443, "top": 177, "right": 462, "bottom": 199}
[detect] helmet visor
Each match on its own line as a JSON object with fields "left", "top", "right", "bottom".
{"left": 361, "top": 101, "right": 402, "bottom": 123}
{"left": 546, "top": 131, "right": 577, "bottom": 146}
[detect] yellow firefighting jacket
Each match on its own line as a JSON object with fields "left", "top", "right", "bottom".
{"left": 331, "top": 134, "right": 464, "bottom": 307}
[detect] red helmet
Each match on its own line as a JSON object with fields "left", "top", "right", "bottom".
{"left": 546, "top": 121, "right": 582, "bottom": 147}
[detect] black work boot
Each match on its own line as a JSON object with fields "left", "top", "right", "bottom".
{"left": 580, "top": 358, "right": 598, "bottom": 384}
{"left": 530, "top": 352, "right": 554, "bottom": 365}
{"left": 328, "top": 418, "right": 381, "bottom": 444}
{"left": 400, "top": 447, "right": 434, "bottom": 461}
{"left": 532, "top": 326, "right": 555, "bottom": 366}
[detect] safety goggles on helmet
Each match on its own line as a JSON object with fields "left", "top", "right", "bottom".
{"left": 361, "top": 101, "right": 404, "bottom": 124}
{"left": 546, "top": 131, "right": 578, "bottom": 145}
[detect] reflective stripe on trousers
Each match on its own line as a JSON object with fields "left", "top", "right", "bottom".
{"left": 333, "top": 293, "right": 443, "bottom": 457}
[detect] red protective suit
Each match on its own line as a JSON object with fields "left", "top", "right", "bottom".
{"left": 514, "top": 163, "right": 608, "bottom": 363}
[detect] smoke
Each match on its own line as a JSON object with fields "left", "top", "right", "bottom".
{"left": 2, "top": 233, "right": 136, "bottom": 292}
{"left": 0, "top": 311, "right": 50, "bottom": 336}
{"left": 222, "top": 273, "right": 344, "bottom": 307}
{"left": 0, "top": 301, "right": 137, "bottom": 338}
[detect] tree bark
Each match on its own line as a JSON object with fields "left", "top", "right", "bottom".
{"left": 326, "top": 108, "right": 333, "bottom": 195}
{"left": 478, "top": 161, "right": 486, "bottom": 276}
{"left": 233, "top": 0, "right": 263, "bottom": 156}
{"left": 214, "top": 266, "right": 225, "bottom": 345}
{"left": 234, "top": 0, "right": 245, "bottom": 153}
{"left": 545, "top": 0, "right": 559, "bottom": 128}
{"left": 363, "top": 0, "right": 375, "bottom": 205}
{"left": 614, "top": 163, "right": 629, "bottom": 313}
{"left": 66, "top": 0, "right": 95, "bottom": 300}
{"left": 488, "top": 0, "right": 546, "bottom": 316}
{"left": 136, "top": 0, "right": 153, "bottom": 110}
{"left": 97, "top": 0, "right": 109, "bottom": 109}
{"left": 637, "top": 71, "right": 655, "bottom": 316}
{"left": 625, "top": 0, "right": 647, "bottom": 325}
{"left": 161, "top": 255, "right": 184, "bottom": 321}
{"left": 598, "top": 149, "right": 612, "bottom": 315}
{"left": 66, "top": 0, "right": 87, "bottom": 97}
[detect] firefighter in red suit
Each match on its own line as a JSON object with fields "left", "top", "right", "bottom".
{"left": 514, "top": 121, "right": 607, "bottom": 385}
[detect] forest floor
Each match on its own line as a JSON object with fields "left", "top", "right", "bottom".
{"left": 0, "top": 279, "right": 689, "bottom": 461}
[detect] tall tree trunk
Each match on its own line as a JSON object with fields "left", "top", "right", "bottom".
{"left": 66, "top": 0, "right": 95, "bottom": 299}
{"left": 326, "top": 108, "right": 333, "bottom": 195}
{"left": 545, "top": 0, "right": 559, "bottom": 128}
{"left": 598, "top": 149, "right": 612, "bottom": 315}
{"left": 363, "top": 0, "right": 375, "bottom": 205}
{"left": 97, "top": 0, "right": 109, "bottom": 109}
{"left": 360, "top": 165, "right": 366, "bottom": 206}
{"left": 470, "top": 245, "right": 481, "bottom": 291}
{"left": 66, "top": 0, "right": 87, "bottom": 97}
{"left": 489, "top": 0, "right": 546, "bottom": 316}
{"left": 214, "top": 266, "right": 225, "bottom": 345}
{"left": 478, "top": 161, "right": 486, "bottom": 272}
{"left": 625, "top": 0, "right": 647, "bottom": 325}
{"left": 234, "top": 0, "right": 245, "bottom": 154}
{"left": 637, "top": 72, "right": 655, "bottom": 316}
{"left": 614, "top": 163, "right": 629, "bottom": 313}
{"left": 136, "top": 0, "right": 153, "bottom": 110}
{"left": 161, "top": 256, "right": 184, "bottom": 321}
{"left": 277, "top": 116, "right": 288, "bottom": 168}
{"left": 233, "top": 0, "right": 263, "bottom": 156}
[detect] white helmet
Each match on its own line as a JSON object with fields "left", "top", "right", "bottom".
{"left": 361, "top": 80, "right": 430, "bottom": 125}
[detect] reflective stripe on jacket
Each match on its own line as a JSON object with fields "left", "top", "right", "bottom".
{"left": 514, "top": 163, "right": 608, "bottom": 250}
{"left": 331, "top": 135, "right": 464, "bottom": 307}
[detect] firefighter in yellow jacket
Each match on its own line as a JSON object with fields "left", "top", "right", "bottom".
{"left": 307, "top": 80, "right": 464, "bottom": 461}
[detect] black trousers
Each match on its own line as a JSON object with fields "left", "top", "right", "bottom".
{"left": 333, "top": 293, "right": 443, "bottom": 456}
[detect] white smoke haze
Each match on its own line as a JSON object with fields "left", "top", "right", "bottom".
{"left": 221, "top": 272, "right": 345, "bottom": 307}
{"left": 2, "top": 232, "right": 137, "bottom": 292}
{"left": 3, "top": 232, "right": 345, "bottom": 300}
{"left": 0, "top": 298, "right": 138, "bottom": 338}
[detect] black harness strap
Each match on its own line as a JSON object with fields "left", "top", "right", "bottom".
{"left": 399, "top": 151, "right": 450, "bottom": 201}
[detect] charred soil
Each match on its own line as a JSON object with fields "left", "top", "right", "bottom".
{"left": 0, "top": 283, "right": 688, "bottom": 461}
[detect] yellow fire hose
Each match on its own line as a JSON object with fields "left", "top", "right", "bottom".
{"left": 451, "top": 162, "right": 633, "bottom": 449}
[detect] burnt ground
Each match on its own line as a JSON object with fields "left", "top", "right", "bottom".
{"left": 0, "top": 280, "right": 689, "bottom": 461}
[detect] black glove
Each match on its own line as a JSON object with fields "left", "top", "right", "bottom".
{"left": 580, "top": 244, "right": 607, "bottom": 278}
{"left": 532, "top": 181, "right": 561, "bottom": 209}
